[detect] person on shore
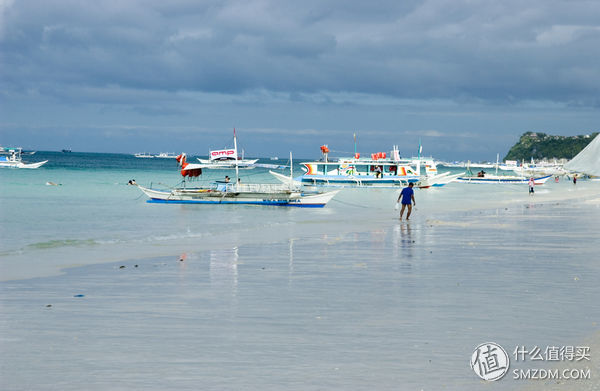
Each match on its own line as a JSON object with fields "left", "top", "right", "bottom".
{"left": 573, "top": 176, "right": 577, "bottom": 185}
{"left": 397, "top": 182, "right": 416, "bottom": 220}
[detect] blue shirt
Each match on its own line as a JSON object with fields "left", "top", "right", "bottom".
{"left": 400, "top": 187, "right": 414, "bottom": 204}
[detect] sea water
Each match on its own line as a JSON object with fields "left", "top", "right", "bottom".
{"left": 1, "top": 151, "right": 599, "bottom": 390}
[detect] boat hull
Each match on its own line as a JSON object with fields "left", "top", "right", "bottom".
{"left": 455, "top": 175, "right": 552, "bottom": 184}
{"left": 138, "top": 186, "right": 338, "bottom": 208}
{"left": 421, "top": 172, "right": 463, "bottom": 187}
{"left": 196, "top": 158, "right": 259, "bottom": 169}
{"left": 297, "top": 173, "right": 459, "bottom": 188}
{"left": 299, "top": 175, "right": 420, "bottom": 187}
{"left": 0, "top": 160, "right": 48, "bottom": 169}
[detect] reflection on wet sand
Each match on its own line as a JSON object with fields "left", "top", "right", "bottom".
{"left": 393, "top": 222, "right": 414, "bottom": 260}
{"left": 210, "top": 247, "right": 239, "bottom": 297}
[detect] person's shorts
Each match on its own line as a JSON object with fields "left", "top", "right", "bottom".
{"left": 401, "top": 202, "right": 412, "bottom": 205}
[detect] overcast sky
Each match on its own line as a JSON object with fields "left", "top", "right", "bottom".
{"left": 1, "top": 0, "right": 599, "bottom": 160}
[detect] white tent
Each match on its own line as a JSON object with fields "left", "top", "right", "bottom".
{"left": 564, "top": 134, "right": 600, "bottom": 176}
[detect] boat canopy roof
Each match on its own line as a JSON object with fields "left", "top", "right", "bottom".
{"left": 301, "top": 157, "right": 435, "bottom": 165}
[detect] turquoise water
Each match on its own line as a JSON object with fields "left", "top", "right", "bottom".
{"left": 1, "top": 152, "right": 599, "bottom": 390}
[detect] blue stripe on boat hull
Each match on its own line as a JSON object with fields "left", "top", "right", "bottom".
{"left": 147, "top": 199, "right": 325, "bottom": 207}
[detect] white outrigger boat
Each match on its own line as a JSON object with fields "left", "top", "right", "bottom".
{"left": 455, "top": 157, "right": 551, "bottom": 184}
{"left": 196, "top": 129, "right": 258, "bottom": 169}
{"left": 154, "top": 152, "right": 177, "bottom": 159}
{"left": 283, "top": 145, "right": 461, "bottom": 188}
{"left": 0, "top": 147, "right": 47, "bottom": 169}
{"left": 138, "top": 181, "right": 338, "bottom": 207}
{"left": 137, "top": 137, "right": 339, "bottom": 208}
{"left": 455, "top": 173, "right": 552, "bottom": 184}
{"left": 196, "top": 150, "right": 258, "bottom": 169}
{"left": 510, "top": 158, "right": 567, "bottom": 177}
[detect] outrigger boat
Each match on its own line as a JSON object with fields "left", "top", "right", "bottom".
{"left": 281, "top": 144, "right": 461, "bottom": 188}
{"left": 154, "top": 152, "right": 177, "bottom": 159}
{"left": 455, "top": 157, "right": 551, "bottom": 184}
{"left": 455, "top": 173, "right": 552, "bottom": 184}
{"left": 197, "top": 150, "right": 258, "bottom": 169}
{"left": 510, "top": 158, "right": 567, "bottom": 177}
{"left": 138, "top": 180, "right": 338, "bottom": 207}
{"left": 137, "top": 137, "right": 339, "bottom": 207}
{"left": 0, "top": 147, "right": 47, "bottom": 169}
{"left": 197, "top": 130, "right": 258, "bottom": 169}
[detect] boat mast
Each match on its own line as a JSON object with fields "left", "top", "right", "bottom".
{"left": 289, "top": 151, "right": 293, "bottom": 185}
{"left": 496, "top": 153, "right": 499, "bottom": 176}
{"left": 417, "top": 139, "right": 423, "bottom": 177}
{"left": 234, "top": 128, "right": 239, "bottom": 186}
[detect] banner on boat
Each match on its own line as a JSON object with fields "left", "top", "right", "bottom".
{"left": 210, "top": 149, "right": 236, "bottom": 161}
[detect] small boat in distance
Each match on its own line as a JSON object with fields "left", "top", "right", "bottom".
{"left": 196, "top": 129, "right": 258, "bottom": 169}
{"left": 0, "top": 147, "right": 48, "bottom": 169}
{"left": 511, "top": 158, "right": 567, "bottom": 177}
{"left": 134, "top": 153, "right": 154, "bottom": 158}
{"left": 154, "top": 152, "right": 177, "bottom": 158}
{"left": 62, "top": 149, "right": 72, "bottom": 153}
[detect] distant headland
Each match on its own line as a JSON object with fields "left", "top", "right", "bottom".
{"left": 504, "top": 131, "right": 599, "bottom": 161}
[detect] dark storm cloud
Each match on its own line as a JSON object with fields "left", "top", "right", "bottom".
{"left": 2, "top": 0, "right": 599, "bottom": 106}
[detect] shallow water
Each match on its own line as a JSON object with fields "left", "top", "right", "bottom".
{"left": 1, "top": 152, "right": 599, "bottom": 390}
{"left": 1, "top": 152, "right": 595, "bottom": 280}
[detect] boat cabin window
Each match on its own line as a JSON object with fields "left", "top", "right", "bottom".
{"left": 354, "top": 165, "right": 368, "bottom": 175}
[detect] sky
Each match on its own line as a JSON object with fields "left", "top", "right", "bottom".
{"left": 1, "top": 0, "right": 599, "bottom": 161}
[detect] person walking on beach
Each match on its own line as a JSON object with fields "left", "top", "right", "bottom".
{"left": 397, "top": 182, "right": 416, "bottom": 220}
{"left": 528, "top": 177, "right": 535, "bottom": 195}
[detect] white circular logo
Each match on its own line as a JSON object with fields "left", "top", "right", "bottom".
{"left": 470, "top": 342, "right": 510, "bottom": 381}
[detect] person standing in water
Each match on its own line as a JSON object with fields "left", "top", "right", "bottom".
{"left": 397, "top": 182, "right": 416, "bottom": 220}
{"left": 528, "top": 177, "right": 535, "bottom": 195}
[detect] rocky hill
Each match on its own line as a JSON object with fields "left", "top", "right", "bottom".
{"left": 504, "top": 132, "right": 598, "bottom": 161}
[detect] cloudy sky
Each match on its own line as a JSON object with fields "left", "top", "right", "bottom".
{"left": 1, "top": 0, "right": 599, "bottom": 160}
